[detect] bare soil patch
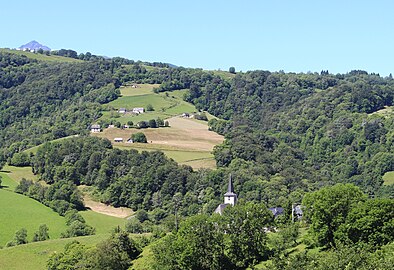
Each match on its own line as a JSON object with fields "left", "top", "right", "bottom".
{"left": 83, "top": 195, "right": 133, "bottom": 218}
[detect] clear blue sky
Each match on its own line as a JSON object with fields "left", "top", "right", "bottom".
{"left": 1, "top": 0, "right": 393, "bottom": 75}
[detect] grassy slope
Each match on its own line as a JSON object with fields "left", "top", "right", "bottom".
{"left": 0, "top": 173, "right": 68, "bottom": 246}
{"left": 382, "top": 171, "right": 394, "bottom": 185}
{"left": 0, "top": 234, "right": 109, "bottom": 270}
{"left": 101, "top": 85, "right": 197, "bottom": 124}
{"left": 0, "top": 168, "right": 126, "bottom": 269}
{"left": 0, "top": 48, "right": 82, "bottom": 63}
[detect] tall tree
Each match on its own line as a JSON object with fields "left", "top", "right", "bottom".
{"left": 302, "top": 184, "right": 366, "bottom": 248}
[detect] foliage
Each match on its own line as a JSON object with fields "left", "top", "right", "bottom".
{"left": 302, "top": 184, "right": 366, "bottom": 248}
{"left": 15, "top": 178, "right": 84, "bottom": 216}
{"left": 335, "top": 198, "right": 394, "bottom": 247}
{"left": 219, "top": 202, "right": 273, "bottom": 268}
{"left": 47, "top": 230, "right": 141, "bottom": 270}
{"left": 60, "top": 210, "right": 95, "bottom": 238}
{"left": 153, "top": 202, "right": 273, "bottom": 269}
{"left": 6, "top": 228, "right": 28, "bottom": 247}
{"left": 32, "top": 224, "right": 50, "bottom": 242}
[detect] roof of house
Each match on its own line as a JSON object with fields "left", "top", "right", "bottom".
{"left": 91, "top": 124, "right": 100, "bottom": 129}
{"left": 269, "top": 207, "right": 284, "bottom": 217}
{"left": 214, "top": 203, "right": 230, "bottom": 215}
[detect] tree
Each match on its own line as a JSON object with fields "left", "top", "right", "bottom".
{"left": 229, "top": 67, "right": 236, "bottom": 74}
{"left": 153, "top": 214, "right": 226, "bottom": 270}
{"left": 302, "top": 184, "right": 366, "bottom": 248}
{"left": 127, "top": 120, "right": 134, "bottom": 126}
{"left": 156, "top": 117, "right": 164, "bottom": 127}
{"left": 6, "top": 228, "right": 28, "bottom": 247}
{"left": 0, "top": 175, "right": 2, "bottom": 188}
{"left": 164, "top": 121, "right": 170, "bottom": 127}
{"left": 47, "top": 241, "right": 92, "bottom": 270}
{"left": 335, "top": 198, "right": 394, "bottom": 247}
{"left": 146, "top": 104, "right": 154, "bottom": 111}
{"left": 131, "top": 132, "right": 147, "bottom": 143}
{"left": 219, "top": 202, "right": 273, "bottom": 268}
{"left": 32, "top": 224, "right": 49, "bottom": 242}
{"left": 93, "top": 230, "right": 141, "bottom": 270}
{"left": 148, "top": 119, "right": 158, "bottom": 128}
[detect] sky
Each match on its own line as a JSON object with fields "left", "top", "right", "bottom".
{"left": 1, "top": 0, "right": 393, "bottom": 75}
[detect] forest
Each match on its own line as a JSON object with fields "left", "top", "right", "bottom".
{"left": 0, "top": 50, "right": 393, "bottom": 269}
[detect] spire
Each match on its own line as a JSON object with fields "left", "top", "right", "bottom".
{"left": 228, "top": 174, "right": 234, "bottom": 193}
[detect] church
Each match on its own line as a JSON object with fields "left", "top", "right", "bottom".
{"left": 214, "top": 174, "right": 237, "bottom": 215}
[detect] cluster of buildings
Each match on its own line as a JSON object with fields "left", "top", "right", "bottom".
{"left": 215, "top": 175, "right": 303, "bottom": 221}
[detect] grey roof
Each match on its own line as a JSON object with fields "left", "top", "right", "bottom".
{"left": 224, "top": 174, "right": 237, "bottom": 196}
{"left": 214, "top": 203, "right": 230, "bottom": 215}
{"left": 91, "top": 124, "right": 100, "bottom": 129}
{"left": 269, "top": 207, "right": 284, "bottom": 217}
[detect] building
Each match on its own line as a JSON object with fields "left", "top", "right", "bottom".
{"left": 268, "top": 207, "right": 284, "bottom": 218}
{"left": 132, "top": 107, "right": 144, "bottom": 114}
{"left": 90, "top": 124, "right": 101, "bottom": 133}
{"left": 114, "top": 138, "right": 123, "bottom": 143}
{"left": 214, "top": 174, "right": 238, "bottom": 215}
{"left": 118, "top": 108, "right": 127, "bottom": 114}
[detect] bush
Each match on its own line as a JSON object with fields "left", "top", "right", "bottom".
{"left": 131, "top": 132, "right": 147, "bottom": 143}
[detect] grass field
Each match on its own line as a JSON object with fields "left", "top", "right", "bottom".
{"left": 0, "top": 234, "right": 109, "bottom": 270}
{"left": 369, "top": 106, "right": 394, "bottom": 117}
{"left": 93, "top": 116, "right": 223, "bottom": 169}
{"left": 100, "top": 85, "right": 198, "bottom": 124}
{"left": 0, "top": 187, "right": 69, "bottom": 247}
{"left": 1, "top": 165, "right": 38, "bottom": 182}
{"left": 383, "top": 171, "right": 394, "bottom": 185}
{"left": 0, "top": 48, "right": 82, "bottom": 63}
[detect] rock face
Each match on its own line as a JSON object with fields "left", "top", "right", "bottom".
{"left": 19, "top": 40, "right": 51, "bottom": 51}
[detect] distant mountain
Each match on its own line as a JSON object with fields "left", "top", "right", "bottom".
{"left": 19, "top": 40, "right": 51, "bottom": 51}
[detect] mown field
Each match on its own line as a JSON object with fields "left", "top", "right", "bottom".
{"left": 93, "top": 116, "right": 223, "bottom": 169}
{"left": 0, "top": 48, "right": 82, "bottom": 63}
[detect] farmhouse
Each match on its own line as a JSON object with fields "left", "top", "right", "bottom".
{"left": 118, "top": 108, "right": 127, "bottom": 114}
{"left": 90, "top": 124, "right": 101, "bottom": 133}
{"left": 114, "top": 138, "right": 123, "bottom": 143}
{"left": 133, "top": 107, "right": 144, "bottom": 114}
{"left": 214, "top": 174, "right": 237, "bottom": 215}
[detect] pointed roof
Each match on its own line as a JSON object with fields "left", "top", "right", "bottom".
{"left": 224, "top": 174, "right": 237, "bottom": 197}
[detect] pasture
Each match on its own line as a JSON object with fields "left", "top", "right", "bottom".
{"left": 101, "top": 84, "right": 198, "bottom": 123}
{"left": 0, "top": 234, "right": 109, "bottom": 270}
{"left": 92, "top": 116, "right": 223, "bottom": 169}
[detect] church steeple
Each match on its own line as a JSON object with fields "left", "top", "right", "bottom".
{"left": 224, "top": 174, "right": 237, "bottom": 206}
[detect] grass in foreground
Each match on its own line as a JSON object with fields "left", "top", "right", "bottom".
{"left": 0, "top": 186, "right": 68, "bottom": 247}
{"left": 0, "top": 234, "right": 109, "bottom": 270}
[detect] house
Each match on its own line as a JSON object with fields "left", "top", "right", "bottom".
{"left": 126, "top": 138, "right": 133, "bottom": 143}
{"left": 118, "top": 108, "right": 127, "bottom": 114}
{"left": 114, "top": 138, "right": 123, "bottom": 143}
{"left": 131, "top": 84, "right": 138, "bottom": 88}
{"left": 214, "top": 174, "right": 237, "bottom": 215}
{"left": 108, "top": 124, "right": 115, "bottom": 128}
{"left": 132, "top": 107, "right": 144, "bottom": 114}
{"left": 292, "top": 204, "right": 303, "bottom": 221}
{"left": 90, "top": 124, "right": 101, "bottom": 133}
{"left": 269, "top": 207, "right": 284, "bottom": 218}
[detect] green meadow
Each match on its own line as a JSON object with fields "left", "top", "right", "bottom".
{"left": 101, "top": 85, "right": 197, "bottom": 124}
{"left": 0, "top": 181, "right": 69, "bottom": 247}
{"left": 0, "top": 234, "right": 109, "bottom": 270}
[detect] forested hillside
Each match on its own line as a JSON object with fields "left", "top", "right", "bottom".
{"left": 0, "top": 52, "right": 120, "bottom": 166}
